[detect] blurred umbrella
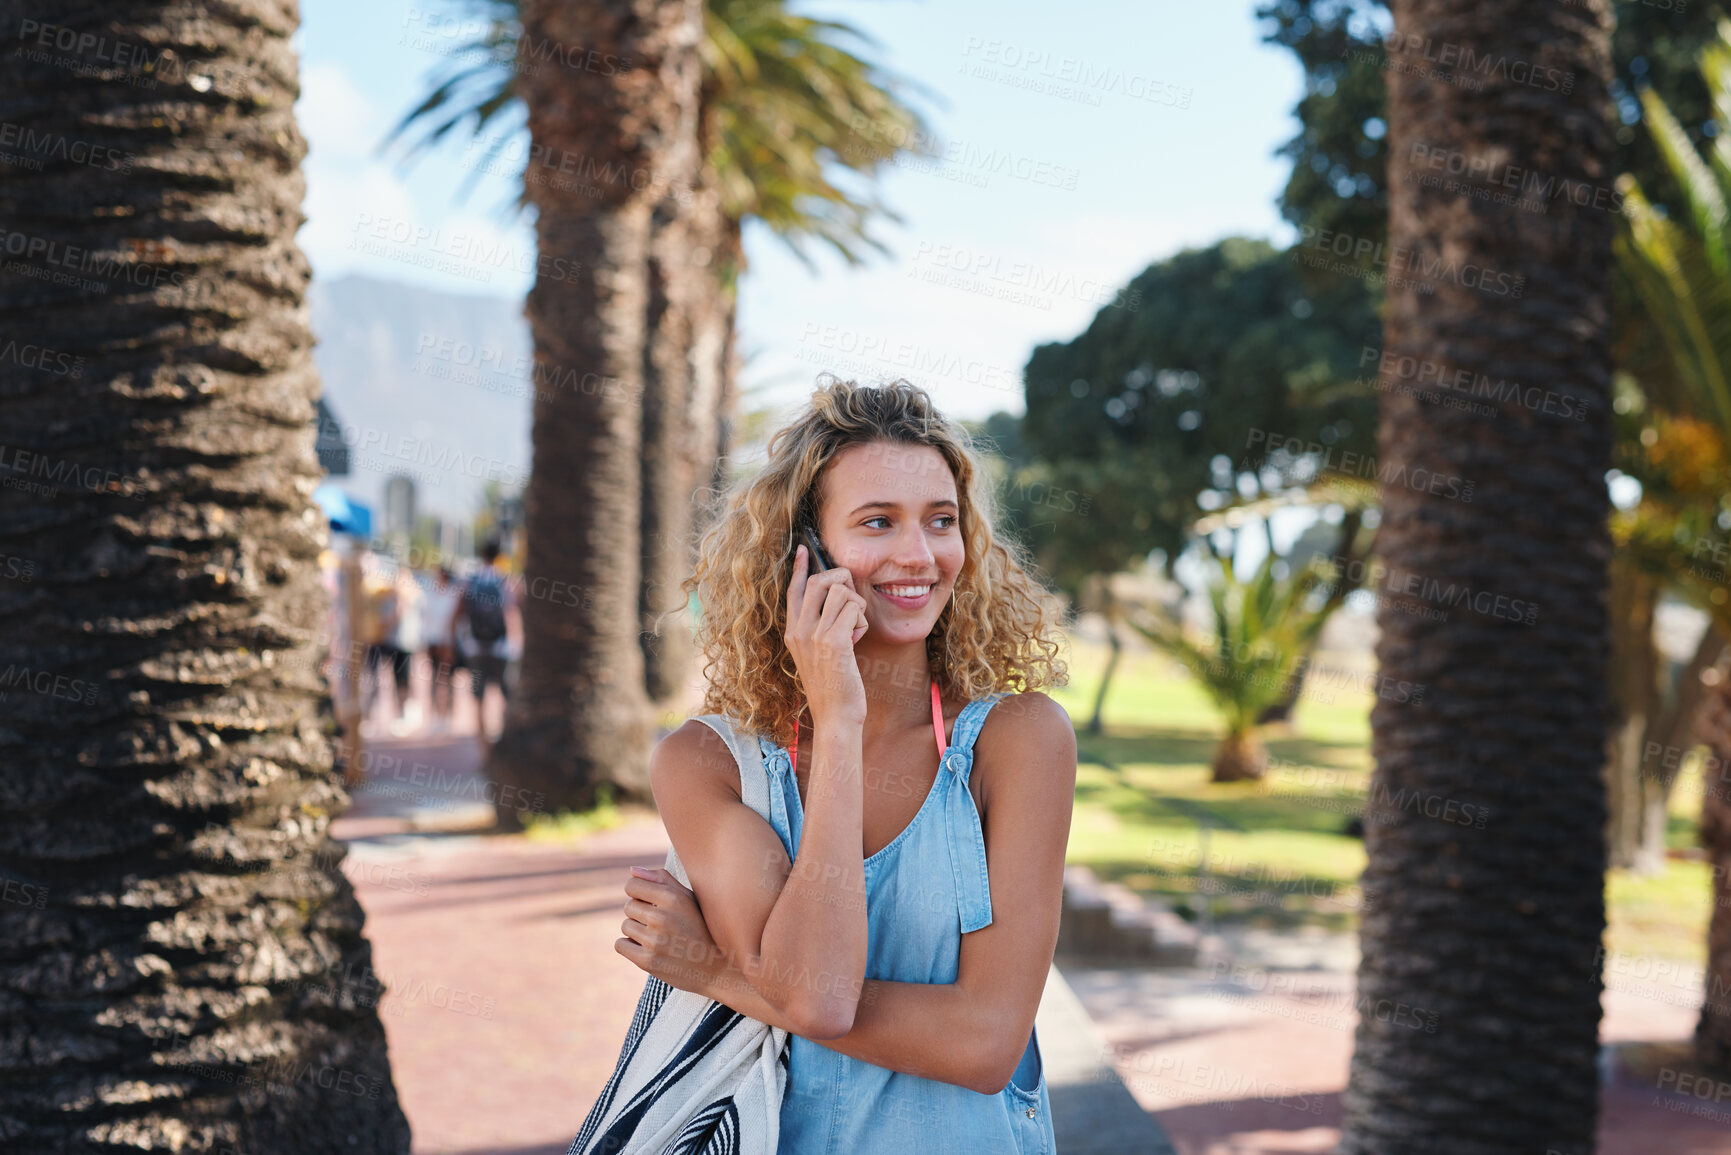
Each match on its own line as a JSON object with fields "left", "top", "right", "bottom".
{"left": 314, "top": 481, "right": 374, "bottom": 538}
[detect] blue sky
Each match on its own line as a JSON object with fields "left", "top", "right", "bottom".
{"left": 291, "top": 0, "right": 1307, "bottom": 425}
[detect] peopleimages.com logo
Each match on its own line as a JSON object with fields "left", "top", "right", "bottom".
{"left": 1294, "top": 224, "right": 1525, "bottom": 298}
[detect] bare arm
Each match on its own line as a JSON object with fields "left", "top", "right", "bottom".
{"left": 648, "top": 545, "right": 871, "bottom": 1036}
{"left": 698, "top": 967, "right": 993, "bottom": 1090}
{"left": 650, "top": 710, "right": 868, "bottom": 1039}
{"left": 446, "top": 584, "right": 464, "bottom": 642}
{"left": 624, "top": 692, "right": 1077, "bottom": 1093}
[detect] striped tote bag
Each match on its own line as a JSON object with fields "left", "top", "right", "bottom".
{"left": 569, "top": 714, "right": 791, "bottom": 1155}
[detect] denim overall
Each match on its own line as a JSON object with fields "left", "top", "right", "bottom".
{"left": 755, "top": 690, "right": 1055, "bottom": 1154}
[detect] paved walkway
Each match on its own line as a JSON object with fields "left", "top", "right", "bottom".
{"left": 1063, "top": 960, "right": 1723, "bottom": 1154}
{"left": 331, "top": 724, "right": 1731, "bottom": 1154}
{"left": 337, "top": 818, "right": 673, "bottom": 1155}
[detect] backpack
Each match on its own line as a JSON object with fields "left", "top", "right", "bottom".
{"left": 463, "top": 570, "right": 508, "bottom": 646}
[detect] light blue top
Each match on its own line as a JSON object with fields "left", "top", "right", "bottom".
{"left": 754, "top": 692, "right": 1055, "bottom": 1155}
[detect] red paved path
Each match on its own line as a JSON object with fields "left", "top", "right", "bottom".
{"left": 336, "top": 817, "right": 672, "bottom": 1155}
{"left": 333, "top": 729, "right": 1731, "bottom": 1154}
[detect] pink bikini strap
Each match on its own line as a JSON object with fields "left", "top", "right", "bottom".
{"left": 932, "top": 677, "right": 948, "bottom": 756}
{"left": 789, "top": 678, "right": 945, "bottom": 771}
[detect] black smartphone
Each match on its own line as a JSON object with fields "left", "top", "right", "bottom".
{"left": 795, "top": 520, "right": 836, "bottom": 573}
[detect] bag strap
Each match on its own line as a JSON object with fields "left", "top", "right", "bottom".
{"left": 660, "top": 715, "right": 771, "bottom": 888}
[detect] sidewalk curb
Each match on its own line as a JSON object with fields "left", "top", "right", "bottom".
{"left": 1058, "top": 864, "right": 1200, "bottom": 967}
{"left": 1039, "top": 963, "right": 1178, "bottom": 1155}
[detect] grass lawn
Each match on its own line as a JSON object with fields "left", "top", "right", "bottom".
{"left": 1048, "top": 632, "right": 1713, "bottom": 965}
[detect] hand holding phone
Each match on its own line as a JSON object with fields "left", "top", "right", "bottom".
{"left": 798, "top": 521, "right": 836, "bottom": 573}
{"left": 785, "top": 519, "right": 868, "bottom": 724}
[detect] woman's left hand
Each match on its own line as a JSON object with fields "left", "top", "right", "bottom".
{"left": 616, "top": 866, "right": 726, "bottom": 996}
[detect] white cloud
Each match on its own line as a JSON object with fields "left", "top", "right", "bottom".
{"left": 298, "top": 162, "right": 420, "bottom": 281}
{"left": 297, "top": 61, "right": 390, "bottom": 163}
{"left": 291, "top": 56, "right": 538, "bottom": 295}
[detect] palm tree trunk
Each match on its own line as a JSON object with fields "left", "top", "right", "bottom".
{"left": 1604, "top": 578, "right": 1721, "bottom": 874}
{"left": 1340, "top": 4, "right": 1616, "bottom": 1152}
{"left": 689, "top": 206, "right": 736, "bottom": 533}
{"left": 1692, "top": 643, "right": 1731, "bottom": 1069}
{"left": 1088, "top": 595, "right": 1122, "bottom": 737}
{"left": 1605, "top": 556, "right": 1661, "bottom": 868}
{"left": 703, "top": 214, "right": 746, "bottom": 506}
{"left": 1258, "top": 508, "right": 1370, "bottom": 726}
{"left": 1211, "top": 728, "right": 1268, "bottom": 783}
{"left": 0, "top": 3, "right": 410, "bottom": 1150}
{"left": 640, "top": 168, "right": 727, "bottom": 710}
{"left": 488, "top": 0, "right": 703, "bottom": 822}
{"left": 640, "top": 197, "right": 697, "bottom": 706}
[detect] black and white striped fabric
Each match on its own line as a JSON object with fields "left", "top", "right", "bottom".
{"left": 569, "top": 714, "right": 791, "bottom": 1155}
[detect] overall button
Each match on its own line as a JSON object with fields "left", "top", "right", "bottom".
{"left": 1025, "top": 1106, "right": 1037, "bottom": 1118}
{"left": 945, "top": 751, "right": 966, "bottom": 774}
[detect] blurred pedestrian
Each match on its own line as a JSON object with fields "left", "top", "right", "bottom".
{"left": 388, "top": 564, "right": 422, "bottom": 734}
{"left": 358, "top": 557, "right": 401, "bottom": 726}
{"left": 455, "top": 538, "right": 519, "bottom": 758}
{"left": 422, "top": 564, "right": 462, "bottom": 732}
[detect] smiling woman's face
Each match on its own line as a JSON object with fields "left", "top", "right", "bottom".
{"left": 814, "top": 440, "right": 963, "bottom": 645}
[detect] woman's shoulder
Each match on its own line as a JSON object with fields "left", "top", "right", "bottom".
{"left": 978, "top": 689, "right": 1072, "bottom": 737}
{"left": 649, "top": 717, "right": 747, "bottom": 803}
{"left": 972, "top": 691, "right": 1077, "bottom": 796}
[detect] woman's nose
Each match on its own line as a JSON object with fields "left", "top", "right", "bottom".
{"left": 894, "top": 528, "right": 935, "bottom": 566}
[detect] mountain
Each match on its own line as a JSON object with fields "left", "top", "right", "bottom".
{"left": 307, "top": 274, "right": 532, "bottom": 528}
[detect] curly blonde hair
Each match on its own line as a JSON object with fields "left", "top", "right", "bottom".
{"left": 682, "top": 378, "right": 1068, "bottom": 745}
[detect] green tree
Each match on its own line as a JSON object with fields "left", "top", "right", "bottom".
{"left": 1022, "top": 237, "right": 1380, "bottom": 573}
{"left": 1256, "top": 0, "right": 1394, "bottom": 251}
{"left": 1257, "top": 0, "right": 1718, "bottom": 246}
{"left": 1017, "top": 236, "right": 1380, "bottom": 724}
{"left": 1262, "top": 0, "right": 1729, "bottom": 884}
{"left": 1603, "top": 395, "right": 1727, "bottom": 874}
{"left": 1122, "top": 509, "right": 1370, "bottom": 781}
{"left": 0, "top": 2, "right": 410, "bottom": 1149}
{"left": 1614, "top": 16, "right": 1731, "bottom": 1068}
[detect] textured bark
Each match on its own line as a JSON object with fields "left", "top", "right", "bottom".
{"left": 703, "top": 214, "right": 744, "bottom": 502}
{"left": 1694, "top": 646, "right": 1731, "bottom": 1070}
{"left": 489, "top": 0, "right": 703, "bottom": 822}
{"left": 1210, "top": 730, "right": 1267, "bottom": 783}
{"left": 639, "top": 165, "right": 726, "bottom": 709}
{"left": 639, "top": 197, "right": 695, "bottom": 707}
{"left": 1605, "top": 558, "right": 1661, "bottom": 870}
{"left": 1339, "top": 3, "right": 1616, "bottom": 1153}
{"left": 0, "top": 2, "right": 410, "bottom": 1150}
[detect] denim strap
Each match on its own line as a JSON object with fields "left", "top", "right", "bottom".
{"left": 941, "top": 692, "right": 1008, "bottom": 934}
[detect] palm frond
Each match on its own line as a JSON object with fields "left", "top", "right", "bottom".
{"left": 383, "top": 4, "right": 523, "bottom": 178}
{"left": 1618, "top": 173, "right": 1731, "bottom": 434}
{"left": 1638, "top": 84, "right": 1731, "bottom": 280}
{"left": 1120, "top": 525, "right": 1345, "bottom": 735}
{"left": 385, "top": 0, "right": 936, "bottom": 262}
{"left": 1618, "top": 16, "right": 1731, "bottom": 437}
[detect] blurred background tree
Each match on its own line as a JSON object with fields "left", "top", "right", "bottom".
{"left": 1615, "top": 16, "right": 1731, "bottom": 1068}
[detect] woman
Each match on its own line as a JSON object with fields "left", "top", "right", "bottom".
{"left": 616, "top": 380, "right": 1077, "bottom": 1154}
{"left": 420, "top": 565, "right": 462, "bottom": 731}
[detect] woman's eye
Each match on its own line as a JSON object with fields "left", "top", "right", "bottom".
{"left": 934, "top": 515, "right": 957, "bottom": 529}
{"left": 864, "top": 516, "right": 891, "bottom": 529}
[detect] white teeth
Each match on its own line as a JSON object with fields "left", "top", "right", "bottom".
{"left": 878, "top": 585, "right": 931, "bottom": 598}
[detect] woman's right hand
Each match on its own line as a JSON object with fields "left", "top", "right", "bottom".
{"left": 785, "top": 543, "right": 869, "bottom": 728}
